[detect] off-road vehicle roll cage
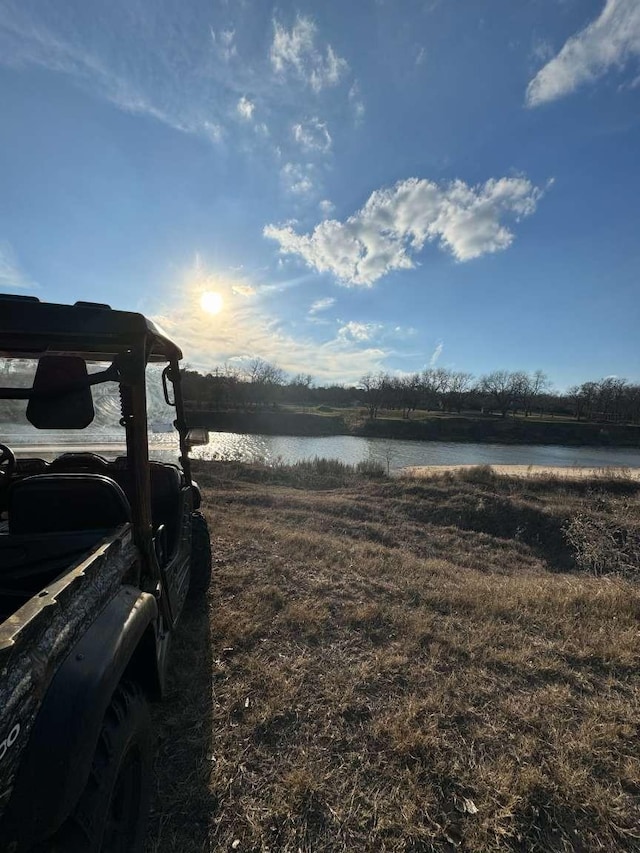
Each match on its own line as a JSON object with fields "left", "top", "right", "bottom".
{"left": 0, "top": 294, "right": 206, "bottom": 626}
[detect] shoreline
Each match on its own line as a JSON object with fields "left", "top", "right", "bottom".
{"left": 398, "top": 464, "right": 640, "bottom": 480}
{"left": 186, "top": 410, "right": 640, "bottom": 449}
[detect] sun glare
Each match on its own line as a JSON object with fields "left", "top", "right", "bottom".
{"left": 200, "top": 290, "right": 224, "bottom": 315}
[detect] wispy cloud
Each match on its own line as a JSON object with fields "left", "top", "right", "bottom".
{"left": 309, "top": 297, "right": 336, "bottom": 315}
{"left": 264, "top": 175, "right": 550, "bottom": 287}
{"left": 527, "top": 0, "right": 640, "bottom": 106}
{"left": 237, "top": 96, "right": 255, "bottom": 120}
{"left": 231, "top": 283, "right": 256, "bottom": 297}
{"left": 0, "top": 241, "right": 36, "bottom": 291}
{"left": 0, "top": 1, "right": 220, "bottom": 137}
{"left": 348, "top": 82, "right": 365, "bottom": 124}
{"left": 319, "top": 199, "right": 335, "bottom": 217}
{"left": 152, "top": 261, "right": 388, "bottom": 383}
{"left": 338, "top": 321, "right": 383, "bottom": 342}
{"left": 530, "top": 37, "right": 555, "bottom": 67}
{"left": 292, "top": 117, "right": 332, "bottom": 152}
{"left": 281, "top": 162, "right": 315, "bottom": 196}
{"left": 0, "top": 1, "right": 356, "bottom": 167}
{"left": 429, "top": 341, "right": 444, "bottom": 367}
{"left": 211, "top": 28, "right": 236, "bottom": 63}
{"left": 270, "top": 15, "right": 348, "bottom": 92}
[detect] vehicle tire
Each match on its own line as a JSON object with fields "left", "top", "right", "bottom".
{"left": 188, "top": 510, "right": 212, "bottom": 599}
{"left": 46, "top": 681, "right": 153, "bottom": 853}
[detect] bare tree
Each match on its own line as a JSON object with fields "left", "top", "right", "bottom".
{"left": 359, "top": 372, "right": 389, "bottom": 420}
{"left": 421, "top": 368, "right": 450, "bottom": 411}
{"left": 444, "top": 371, "right": 474, "bottom": 413}
{"left": 290, "top": 373, "right": 313, "bottom": 389}
{"left": 595, "top": 377, "right": 628, "bottom": 422}
{"left": 569, "top": 381, "right": 599, "bottom": 421}
{"left": 246, "top": 358, "right": 285, "bottom": 407}
{"left": 481, "top": 370, "right": 518, "bottom": 418}
{"left": 286, "top": 373, "right": 314, "bottom": 406}
{"left": 512, "top": 370, "right": 550, "bottom": 417}
{"left": 395, "top": 374, "right": 421, "bottom": 419}
{"left": 247, "top": 358, "right": 285, "bottom": 386}
{"left": 180, "top": 362, "right": 640, "bottom": 425}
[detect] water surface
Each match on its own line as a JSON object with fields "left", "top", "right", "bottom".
{"left": 191, "top": 432, "right": 640, "bottom": 471}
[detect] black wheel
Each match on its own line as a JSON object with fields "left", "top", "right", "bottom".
{"left": 47, "top": 681, "right": 153, "bottom": 853}
{"left": 0, "top": 443, "right": 16, "bottom": 478}
{"left": 188, "top": 510, "right": 212, "bottom": 599}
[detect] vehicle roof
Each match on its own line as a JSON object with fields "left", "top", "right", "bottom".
{"left": 0, "top": 295, "right": 182, "bottom": 362}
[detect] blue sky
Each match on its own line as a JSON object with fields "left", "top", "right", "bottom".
{"left": 1, "top": 0, "right": 639, "bottom": 387}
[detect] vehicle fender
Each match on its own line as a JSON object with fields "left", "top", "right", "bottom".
{"left": 0, "top": 586, "right": 160, "bottom": 850}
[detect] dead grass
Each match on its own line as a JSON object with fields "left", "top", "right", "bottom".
{"left": 147, "top": 462, "right": 640, "bottom": 852}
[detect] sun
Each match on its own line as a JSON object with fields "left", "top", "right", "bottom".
{"left": 200, "top": 291, "right": 224, "bottom": 315}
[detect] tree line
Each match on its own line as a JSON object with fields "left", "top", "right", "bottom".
{"left": 181, "top": 360, "right": 640, "bottom": 424}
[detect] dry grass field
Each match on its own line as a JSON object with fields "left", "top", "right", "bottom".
{"left": 147, "top": 461, "right": 640, "bottom": 853}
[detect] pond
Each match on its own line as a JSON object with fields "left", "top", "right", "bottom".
{"left": 191, "top": 432, "right": 640, "bottom": 472}
{"left": 8, "top": 426, "right": 640, "bottom": 470}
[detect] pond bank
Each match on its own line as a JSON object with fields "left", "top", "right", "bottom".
{"left": 187, "top": 409, "right": 640, "bottom": 448}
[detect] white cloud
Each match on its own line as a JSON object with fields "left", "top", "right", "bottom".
{"left": 270, "top": 15, "right": 348, "bottom": 92}
{"left": 338, "top": 321, "right": 383, "bottom": 342}
{"left": 527, "top": 0, "right": 640, "bottom": 106}
{"left": 281, "top": 162, "right": 314, "bottom": 196}
{"left": 0, "top": 241, "right": 36, "bottom": 291}
{"left": 237, "top": 96, "right": 255, "bottom": 120}
{"left": 429, "top": 342, "right": 444, "bottom": 367}
{"left": 292, "top": 118, "right": 332, "bottom": 152}
{"left": 319, "top": 199, "right": 335, "bottom": 217}
{"left": 264, "top": 175, "right": 548, "bottom": 287}
{"left": 415, "top": 46, "right": 426, "bottom": 67}
{"left": 309, "top": 297, "right": 335, "bottom": 314}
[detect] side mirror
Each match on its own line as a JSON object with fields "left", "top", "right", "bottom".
{"left": 27, "top": 356, "right": 95, "bottom": 429}
{"left": 185, "top": 427, "right": 209, "bottom": 447}
{"left": 162, "top": 365, "right": 176, "bottom": 406}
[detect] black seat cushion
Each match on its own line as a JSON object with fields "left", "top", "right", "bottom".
{"left": 8, "top": 474, "right": 131, "bottom": 535}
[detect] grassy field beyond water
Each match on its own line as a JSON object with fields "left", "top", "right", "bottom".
{"left": 148, "top": 461, "right": 640, "bottom": 852}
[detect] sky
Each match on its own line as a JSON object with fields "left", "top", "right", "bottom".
{"left": 1, "top": 0, "right": 639, "bottom": 388}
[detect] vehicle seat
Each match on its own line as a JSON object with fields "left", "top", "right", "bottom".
{"left": 49, "top": 453, "right": 110, "bottom": 473}
{"left": 149, "top": 463, "right": 183, "bottom": 552}
{"left": 109, "top": 463, "right": 183, "bottom": 555}
{"left": 8, "top": 474, "right": 131, "bottom": 535}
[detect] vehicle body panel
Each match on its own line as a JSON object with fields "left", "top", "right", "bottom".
{"left": 0, "top": 527, "right": 137, "bottom": 816}
{"left": 1, "top": 584, "right": 159, "bottom": 850}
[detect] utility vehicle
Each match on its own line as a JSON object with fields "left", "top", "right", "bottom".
{"left": 0, "top": 294, "right": 211, "bottom": 852}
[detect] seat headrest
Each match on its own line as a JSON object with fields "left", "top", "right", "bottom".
{"left": 49, "top": 452, "right": 110, "bottom": 472}
{"left": 8, "top": 474, "right": 131, "bottom": 535}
